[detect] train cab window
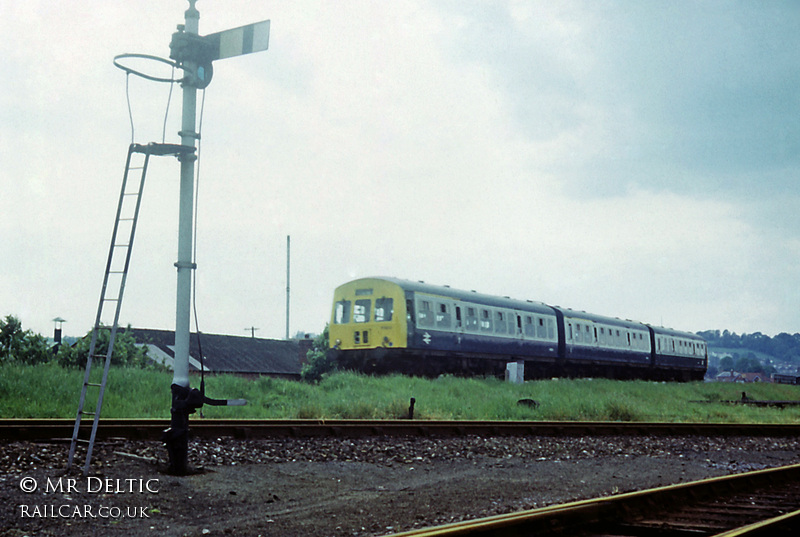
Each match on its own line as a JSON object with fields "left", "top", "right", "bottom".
{"left": 334, "top": 300, "right": 351, "bottom": 324}
{"left": 480, "top": 309, "right": 492, "bottom": 332}
{"left": 374, "top": 298, "right": 393, "bottom": 322}
{"left": 466, "top": 307, "right": 479, "bottom": 331}
{"left": 417, "top": 300, "right": 434, "bottom": 327}
{"left": 354, "top": 299, "right": 371, "bottom": 323}
{"left": 436, "top": 303, "right": 452, "bottom": 329}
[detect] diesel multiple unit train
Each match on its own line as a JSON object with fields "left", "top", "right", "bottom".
{"left": 329, "top": 277, "right": 707, "bottom": 381}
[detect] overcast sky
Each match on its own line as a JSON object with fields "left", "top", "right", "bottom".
{"left": 2, "top": 1, "right": 799, "bottom": 341}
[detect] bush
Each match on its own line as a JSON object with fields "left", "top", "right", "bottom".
{"left": 57, "top": 326, "right": 154, "bottom": 369}
{"left": 301, "top": 325, "right": 336, "bottom": 382}
{"left": 0, "top": 315, "right": 53, "bottom": 365}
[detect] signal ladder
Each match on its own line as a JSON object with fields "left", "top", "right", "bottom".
{"left": 67, "top": 142, "right": 194, "bottom": 475}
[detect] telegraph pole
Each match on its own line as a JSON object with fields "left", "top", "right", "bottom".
{"left": 286, "top": 235, "right": 290, "bottom": 340}
{"left": 163, "top": 0, "right": 270, "bottom": 474}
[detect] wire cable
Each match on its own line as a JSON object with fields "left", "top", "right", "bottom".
{"left": 192, "top": 88, "right": 207, "bottom": 400}
{"left": 125, "top": 73, "right": 135, "bottom": 144}
{"left": 161, "top": 65, "right": 176, "bottom": 143}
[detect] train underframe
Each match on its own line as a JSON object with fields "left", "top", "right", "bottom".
{"left": 333, "top": 348, "right": 704, "bottom": 382}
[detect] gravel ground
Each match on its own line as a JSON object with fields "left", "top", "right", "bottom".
{"left": 2, "top": 434, "right": 799, "bottom": 537}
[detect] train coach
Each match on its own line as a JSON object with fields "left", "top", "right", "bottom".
{"left": 329, "top": 277, "right": 707, "bottom": 381}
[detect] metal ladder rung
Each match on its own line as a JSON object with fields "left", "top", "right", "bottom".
{"left": 85, "top": 382, "right": 102, "bottom": 387}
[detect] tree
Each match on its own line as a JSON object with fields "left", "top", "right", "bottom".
{"left": 300, "top": 325, "right": 335, "bottom": 382}
{"left": 719, "top": 355, "right": 734, "bottom": 372}
{"left": 0, "top": 315, "right": 52, "bottom": 364}
{"left": 57, "top": 326, "right": 153, "bottom": 369}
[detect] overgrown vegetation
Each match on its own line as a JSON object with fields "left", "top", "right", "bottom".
{"left": 2, "top": 364, "right": 799, "bottom": 423}
{"left": 0, "top": 315, "right": 52, "bottom": 365}
{"left": 0, "top": 315, "right": 159, "bottom": 370}
{"left": 300, "top": 325, "right": 336, "bottom": 382}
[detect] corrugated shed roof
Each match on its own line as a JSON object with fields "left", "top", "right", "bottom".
{"left": 131, "top": 328, "right": 301, "bottom": 376}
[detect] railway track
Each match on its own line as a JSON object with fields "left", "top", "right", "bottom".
{"left": 387, "top": 462, "right": 800, "bottom": 537}
{"left": 2, "top": 418, "right": 800, "bottom": 442}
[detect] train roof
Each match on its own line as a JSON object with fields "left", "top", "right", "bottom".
{"left": 649, "top": 325, "right": 707, "bottom": 341}
{"left": 340, "top": 277, "right": 705, "bottom": 341}
{"left": 352, "top": 277, "right": 557, "bottom": 315}
{"left": 554, "top": 307, "right": 649, "bottom": 330}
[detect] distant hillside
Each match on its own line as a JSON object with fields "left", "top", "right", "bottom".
{"left": 698, "top": 330, "right": 800, "bottom": 365}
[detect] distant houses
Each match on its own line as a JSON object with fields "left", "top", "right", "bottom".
{"left": 714, "top": 371, "right": 766, "bottom": 383}
{"left": 131, "top": 328, "right": 308, "bottom": 379}
{"left": 713, "top": 370, "right": 800, "bottom": 384}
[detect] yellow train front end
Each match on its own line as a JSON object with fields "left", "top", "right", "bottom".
{"left": 329, "top": 278, "right": 408, "bottom": 369}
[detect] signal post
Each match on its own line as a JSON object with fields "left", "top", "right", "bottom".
{"left": 163, "top": 0, "right": 269, "bottom": 474}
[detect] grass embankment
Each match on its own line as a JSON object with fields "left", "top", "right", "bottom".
{"left": 1, "top": 363, "right": 799, "bottom": 423}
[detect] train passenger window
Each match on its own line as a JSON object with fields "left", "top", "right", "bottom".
{"left": 575, "top": 324, "right": 584, "bottom": 343}
{"left": 334, "top": 300, "right": 351, "bottom": 324}
{"left": 375, "top": 298, "right": 393, "bottom": 322}
{"left": 354, "top": 299, "right": 371, "bottom": 323}
{"left": 547, "top": 319, "right": 555, "bottom": 339}
{"left": 480, "top": 310, "right": 492, "bottom": 332}
{"left": 524, "top": 316, "right": 535, "bottom": 337}
{"left": 466, "top": 307, "right": 479, "bottom": 331}
{"left": 494, "top": 311, "right": 506, "bottom": 334}
{"left": 417, "top": 300, "right": 434, "bottom": 327}
{"left": 436, "top": 303, "right": 452, "bottom": 329}
{"left": 536, "top": 318, "right": 546, "bottom": 339}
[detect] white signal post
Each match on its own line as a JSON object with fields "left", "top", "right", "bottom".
{"left": 166, "top": 0, "right": 269, "bottom": 474}
{"left": 173, "top": 0, "right": 200, "bottom": 392}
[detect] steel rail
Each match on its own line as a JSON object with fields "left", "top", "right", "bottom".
{"left": 386, "top": 463, "right": 800, "bottom": 537}
{"left": 714, "top": 509, "right": 800, "bottom": 536}
{"left": 2, "top": 418, "right": 800, "bottom": 442}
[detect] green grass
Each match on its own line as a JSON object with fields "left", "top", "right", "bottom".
{"left": 2, "top": 364, "right": 800, "bottom": 423}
